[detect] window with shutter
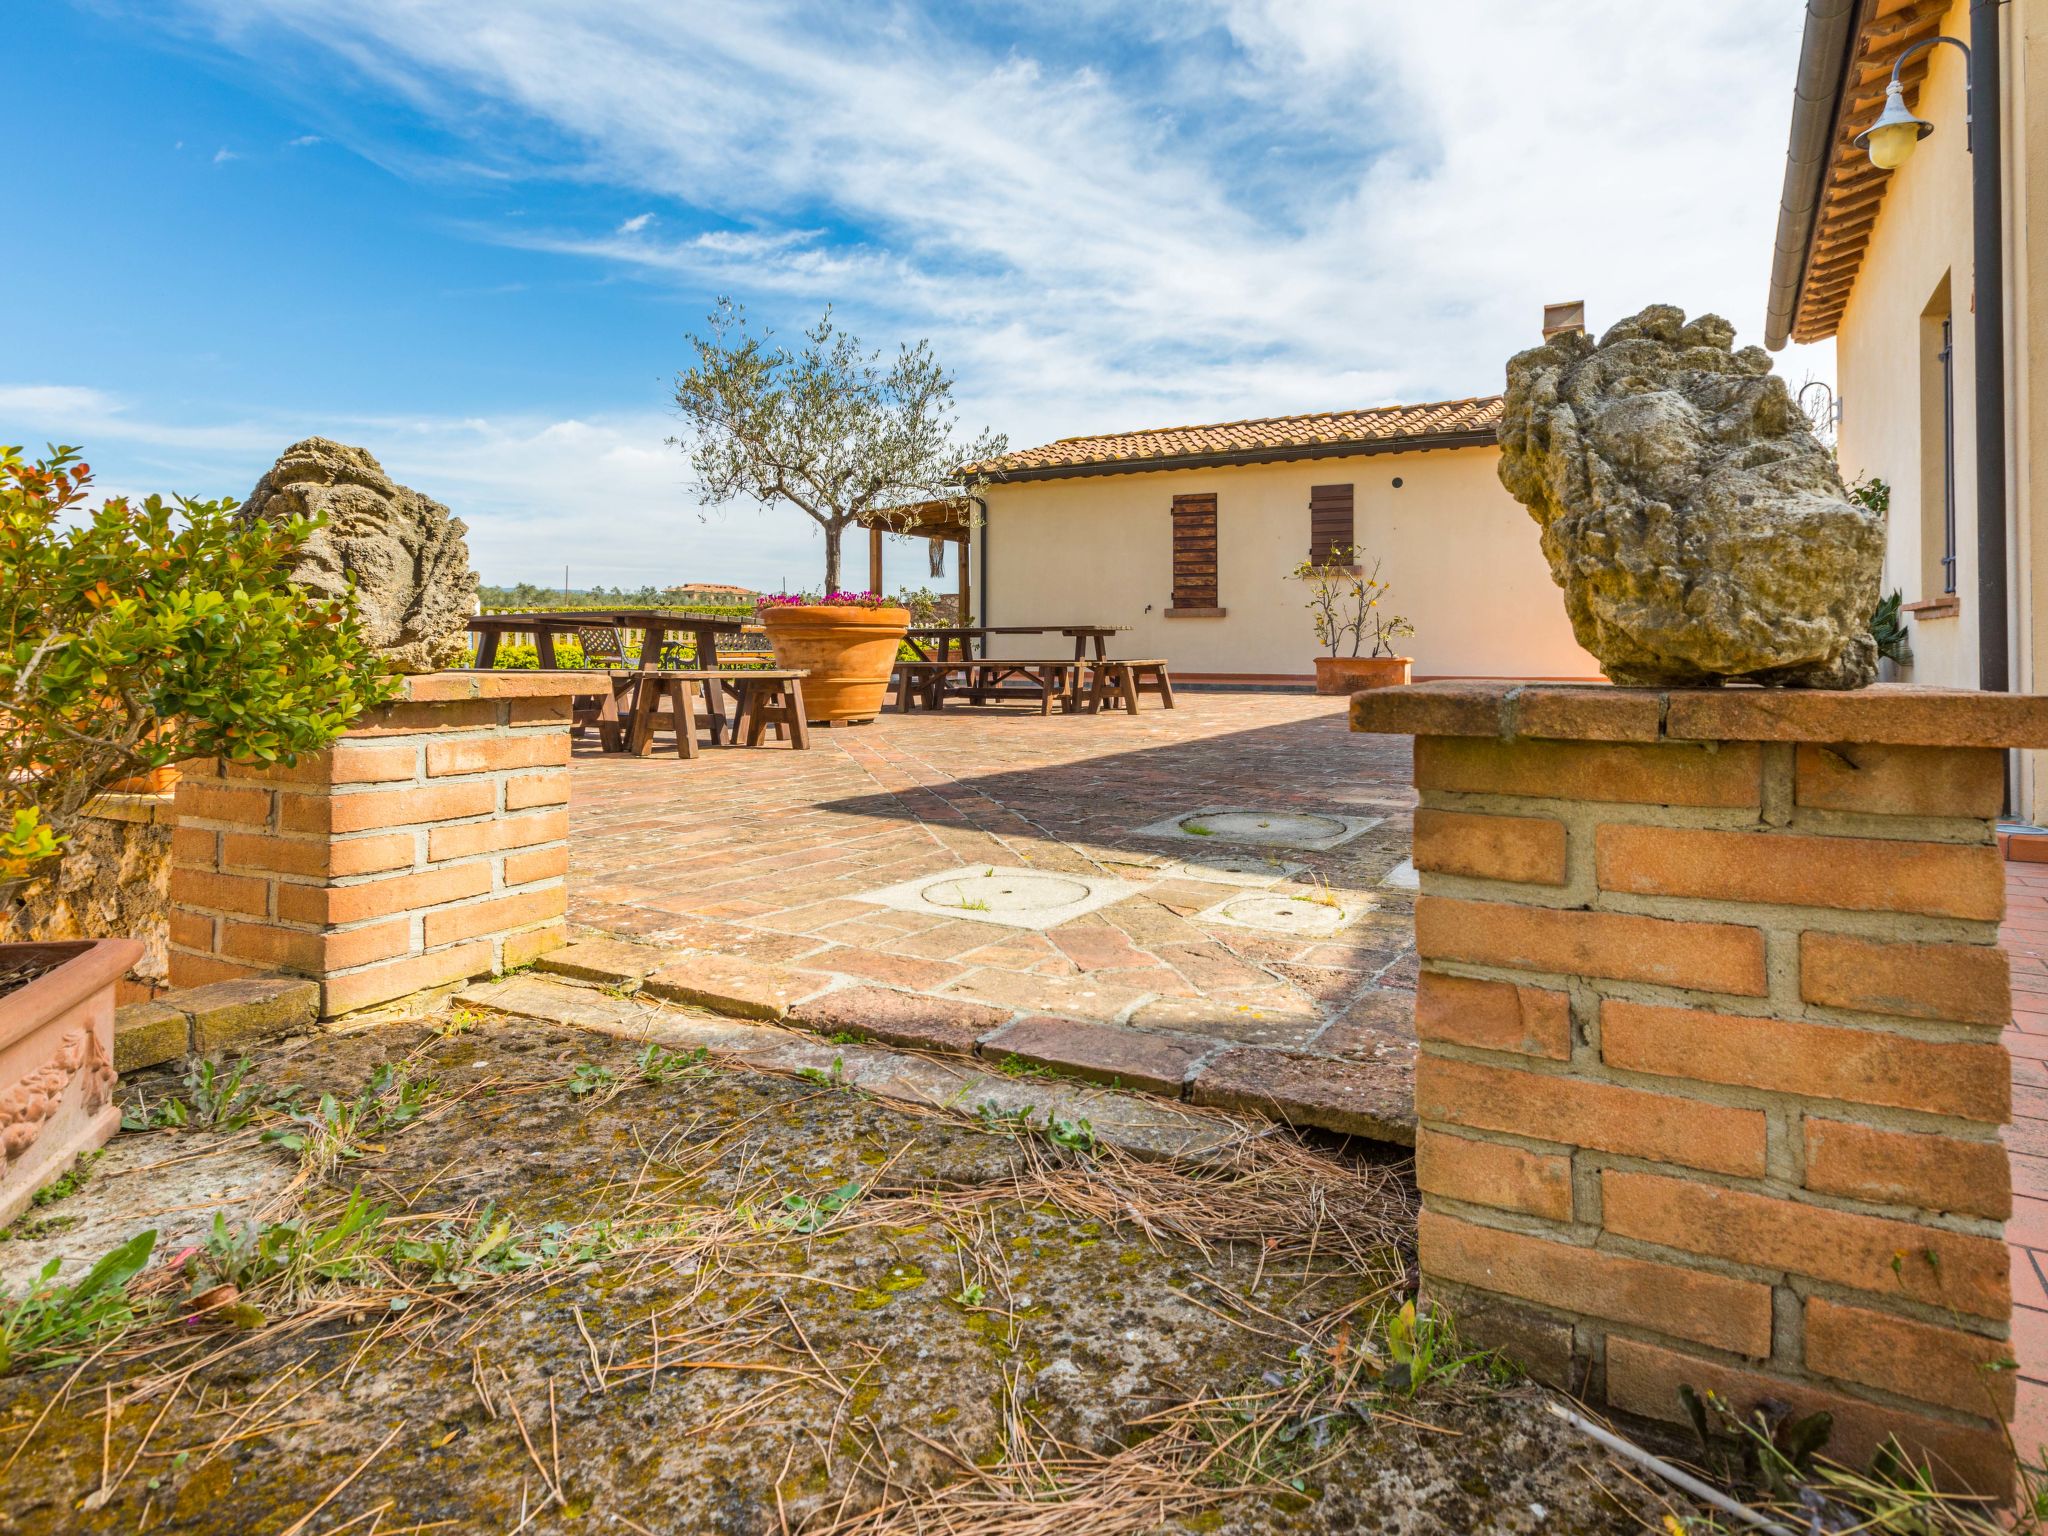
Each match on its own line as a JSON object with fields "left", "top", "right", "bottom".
{"left": 1169, "top": 493, "right": 1220, "bottom": 614}
{"left": 1309, "top": 483, "right": 1354, "bottom": 565}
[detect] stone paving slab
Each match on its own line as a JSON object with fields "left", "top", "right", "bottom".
{"left": 563, "top": 693, "right": 1419, "bottom": 1143}
{"left": 982, "top": 1014, "right": 1208, "bottom": 1095}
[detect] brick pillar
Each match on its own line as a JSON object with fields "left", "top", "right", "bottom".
{"left": 1351, "top": 682, "right": 2048, "bottom": 1497}
{"left": 168, "top": 672, "right": 602, "bottom": 1018}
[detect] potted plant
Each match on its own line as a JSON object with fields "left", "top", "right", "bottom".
{"left": 2, "top": 445, "right": 394, "bottom": 1212}
{"left": 1295, "top": 545, "right": 1416, "bottom": 694}
{"left": 758, "top": 590, "right": 911, "bottom": 722}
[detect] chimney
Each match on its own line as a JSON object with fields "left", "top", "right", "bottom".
{"left": 1542, "top": 301, "right": 1586, "bottom": 339}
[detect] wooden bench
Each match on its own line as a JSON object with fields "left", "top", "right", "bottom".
{"left": 1081, "top": 659, "right": 1175, "bottom": 714}
{"left": 894, "top": 659, "right": 1083, "bottom": 714}
{"left": 614, "top": 670, "right": 811, "bottom": 758}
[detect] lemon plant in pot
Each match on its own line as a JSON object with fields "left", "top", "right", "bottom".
{"left": 671, "top": 299, "right": 1003, "bottom": 723}
{"left": 1295, "top": 545, "right": 1416, "bottom": 694}
{"left": 1, "top": 445, "right": 394, "bottom": 1220}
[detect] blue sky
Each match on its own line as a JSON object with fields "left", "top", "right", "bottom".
{"left": 8, "top": 0, "right": 1831, "bottom": 591}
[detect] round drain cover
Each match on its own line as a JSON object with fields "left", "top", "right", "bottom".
{"left": 1182, "top": 811, "right": 1348, "bottom": 846}
{"left": 921, "top": 872, "right": 1092, "bottom": 915}
{"left": 1219, "top": 893, "right": 1352, "bottom": 935}
{"left": 1179, "top": 852, "right": 1289, "bottom": 879}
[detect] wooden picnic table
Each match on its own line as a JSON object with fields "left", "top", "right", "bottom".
{"left": 905, "top": 625, "right": 1128, "bottom": 664}
{"left": 468, "top": 610, "right": 754, "bottom": 671}
{"left": 469, "top": 611, "right": 760, "bottom": 748}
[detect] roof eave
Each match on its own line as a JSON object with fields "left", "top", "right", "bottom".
{"left": 1764, "top": 0, "right": 1865, "bottom": 349}
{"left": 967, "top": 427, "right": 1500, "bottom": 485}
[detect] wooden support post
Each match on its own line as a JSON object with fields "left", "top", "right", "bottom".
{"left": 868, "top": 525, "right": 884, "bottom": 596}
{"left": 957, "top": 533, "right": 971, "bottom": 626}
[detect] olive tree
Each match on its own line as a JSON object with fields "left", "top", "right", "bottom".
{"left": 671, "top": 300, "right": 1005, "bottom": 592}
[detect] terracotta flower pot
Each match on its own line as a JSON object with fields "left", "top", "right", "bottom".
{"left": 0, "top": 937, "right": 141, "bottom": 1226}
{"left": 760, "top": 605, "right": 911, "bottom": 723}
{"left": 1314, "top": 655, "right": 1414, "bottom": 695}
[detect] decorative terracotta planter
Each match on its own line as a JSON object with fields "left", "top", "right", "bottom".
{"left": 1314, "top": 655, "right": 1414, "bottom": 695}
{"left": 760, "top": 605, "right": 911, "bottom": 723}
{"left": 0, "top": 937, "right": 140, "bottom": 1226}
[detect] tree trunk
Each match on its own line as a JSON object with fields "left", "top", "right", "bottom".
{"left": 823, "top": 521, "right": 843, "bottom": 595}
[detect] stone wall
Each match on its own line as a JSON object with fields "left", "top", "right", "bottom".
{"left": 168, "top": 673, "right": 602, "bottom": 1017}
{"left": 1351, "top": 681, "right": 2045, "bottom": 1497}
{"left": 0, "top": 798, "right": 173, "bottom": 1004}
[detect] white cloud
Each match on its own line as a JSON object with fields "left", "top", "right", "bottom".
{"left": 168, "top": 0, "right": 1834, "bottom": 446}
{"left": 0, "top": 382, "right": 822, "bottom": 589}
{"left": 288, "top": 133, "right": 323, "bottom": 147}
{"left": 84, "top": 1, "right": 1840, "bottom": 579}
{"left": 211, "top": 145, "right": 238, "bottom": 164}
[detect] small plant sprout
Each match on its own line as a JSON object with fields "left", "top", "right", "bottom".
{"left": 0, "top": 1229, "right": 157, "bottom": 1375}
{"left": 567, "top": 1062, "right": 618, "bottom": 1098}
{"left": 776, "top": 1180, "right": 863, "bottom": 1235}
{"left": 797, "top": 1055, "right": 848, "bottom": 1089}
{"left": 636, "top": 1043, "right": 710, "bottom": 1083}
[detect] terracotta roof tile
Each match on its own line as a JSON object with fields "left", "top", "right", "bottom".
{"left": 964, "top": 396, "right": 1502, "bottom": 479}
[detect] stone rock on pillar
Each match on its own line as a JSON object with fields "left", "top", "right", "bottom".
{"left": 1353, "top": 680, "right": 2048, "bottom": 1498}
{"left": 168, "top": 672, "right": 607, "bottom": 1018}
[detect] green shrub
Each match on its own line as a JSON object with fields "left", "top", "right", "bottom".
{"left": 1, "top": 445, "right": 399, "bottom": 903}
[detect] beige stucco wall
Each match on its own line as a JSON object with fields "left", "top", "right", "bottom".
{"left": 1833, "top": 0, "right": 2044, "bottom": 812}
{"left": 979, "top": 444, "right": 1598, "bottom": 680}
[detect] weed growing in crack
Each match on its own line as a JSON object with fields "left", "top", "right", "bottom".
{"left": 773, "top": 1180, "right": 864, "bottom": 1235}
{"left": 262, "top": 1063, "right": 431, "bottom": 1177}
{"left": 797, "top": 1055, "right": 849, "bottom": 1089}
{"left": 567, "top": 1062, "right": 618, "bottom": 1098}
{"left": 636, "top": 1043, "right": 711, "bottom": 1083}
{"left": 0, "top": 1229, "right": 156, "bottom": 1374}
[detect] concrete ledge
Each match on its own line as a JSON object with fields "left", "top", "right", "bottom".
{"left": 114, "top": 975, "right": 320, "bottom": 1069}
{"left": 1351, "top": 680, "right": 2048, "bottom": 749}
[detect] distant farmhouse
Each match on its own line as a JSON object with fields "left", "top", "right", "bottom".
{"left": 665, "top": 581, "right": 761, "bottom": 608}
{"left": 955, "top": 332, "right": 1600, "bottom": 684}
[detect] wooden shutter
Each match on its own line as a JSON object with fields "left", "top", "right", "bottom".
{"left": 1309, "top": 484, "right": 1354, "bottom": 564}
{"left": 1170, "top": 494, "right": 1219, "bottom": 612}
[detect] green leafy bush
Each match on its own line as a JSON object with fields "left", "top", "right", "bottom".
{"left": 1, "top": 445, "right": 399, "bottom": 903}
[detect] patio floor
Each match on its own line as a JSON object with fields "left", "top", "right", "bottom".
{"left": 562, "top": 690, "right": 1420, "bottom": 1135}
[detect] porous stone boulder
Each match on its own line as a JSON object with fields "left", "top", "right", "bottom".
{"left": 1498, "top": 304, "right": 1883, "bottom": 689}
{"left": 240, "top": 438, "right": 478, "bottom": 674}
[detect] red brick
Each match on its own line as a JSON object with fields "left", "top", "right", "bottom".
{"left": 1795, "top": 743, "right": 2006, "bottom": 819}
{"left": 1416, "top": 1129, "right": 1573, "bottom": 1220}
{"left": 327, "top": 741, "right": 422, "bottom": 784}
{"left": 1596, "top": 824, "right": 2005, "bottom": 921}
{"left": 1417, "top": 896, "right": 1766, "bottom": 996}
{"left": 1605, "top": 1336, "right": 2011, "bottom": 1497}
{"left": 1600, "top": 1000, "right": 2010, "bottom": 1123}
{"left": 167, "top": 950, "right": 261, "bottom": 989}
{"left": 500, "top": 921, "right": 567, "bottom": 970}
{"left": 1805, "top": 1296, "right": 2015, "bottom": 1419}
{"left": 1601, "top": 1168, "right": 2009, "bottom": 1318}
{"left": 1413, "top": 735, "right": 1761, "bottom": 808}
{"left": 509, "top": 697, "right": 573, "bottom": 725}
{"left": 1414, "top": 972, "right": 1570, "bottom": 1059}
{"left": 504, "top": 772, "right": 572, "bottom": 811}
{"left": 344, "top": 700, "right": 498, "bottom": 736}
{"left": 427, "top": 808, "right": 569, "bottom": 862}
{"left": 275, "top": 862, "right": 494, "bottom": 926}
{"left": 320, "top": 940, "right": 495, "bottom": 1016}
{"left": 1420, "top": 1208, "right": 1771, "bottom": 1356}
{"left": 175, "top": 780, "right": 274, "bottom": 827}
{"left": 221, "top": 830, "right": 416, "bottom": 880}
{"left": 168, "top": 910, "right": 215, "bottom": 952}
{"left": 1412, "top": 809, "right": 1567, "bottom": 886}
{"left": 423, "top": 887, "right": 566, "bottom": 949}
{"left": 504, "top": 845, "right": 570, "bottom": 887}
{"left": 1801, "top": 931, "right": 2011, "bottom": 1026}
{"left": 426, "top": 732, "right": 570, "bottom": 777}
{"left": 284, "top": 781, "right": 497, "bottom": 835}
{"left": 1804, "top": 1118, "right": 2011, "bottom": 1219}
{"left": 1416, "top": 1055, "right": 1766, "bottom": 1176}
{"left": 170, "top": 868, "right": 272, "bottom": 918}
{"left": 218, "top": 918, "right": 412, "bottom": 972}
{"left": 171, "top": 825, "right": 219, "bottom": 870}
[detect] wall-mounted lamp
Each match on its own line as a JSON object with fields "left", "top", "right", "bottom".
{"left": 1853, "top": 35, "right": 1971, "bottom": 170}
